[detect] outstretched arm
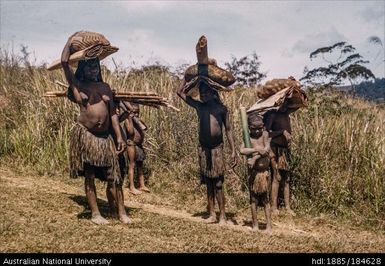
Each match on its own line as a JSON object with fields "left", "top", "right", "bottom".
{"left": 61, "top": 35, "right": 83, "bottom": 105}
{"left": 224, "top": 109, "right": 237, "bottom": 168}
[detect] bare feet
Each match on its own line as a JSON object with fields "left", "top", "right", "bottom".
{"left": 285, "top": 208, "right": 296, "bottom": 216}
{"left": 129, "top": 188, "right": 142, "bottom": 195}
{"left": 218, "top": 217, "right": 227, "bottom": 226}
{"left": 119, "top": 214, "right": 132, "bottom": 224}
{"left": 251, "top": 226, "right": 259, "bottom": 231}
{"left": 271, "top": 208, "right": 280, "bottom": 216}
{"left": 265, "top": 226, "right": 272, "bottom": 235}
{"left": 204, "top": 215, "right": 217, "bottom": 223}
{"left": 251, "top": 223, "right": 259, "bottom": 231}
{"left": 139, "top": 186, "right": 150, "bottom": 193}
{"left": 91, "top": 214, "right": 109, "bottom": 225}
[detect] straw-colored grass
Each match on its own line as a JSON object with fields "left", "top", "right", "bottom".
{"left": 1, "top": 50, "right": 384, "bottom": 230}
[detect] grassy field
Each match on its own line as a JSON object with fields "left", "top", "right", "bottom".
{"left": 0, "top": 51, "right": 384, "bottom": 252}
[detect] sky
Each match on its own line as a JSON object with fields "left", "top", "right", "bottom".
{"left": 1, "top": 0, "right": 384, "bottom": 81}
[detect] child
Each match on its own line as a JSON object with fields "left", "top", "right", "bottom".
{"left": 120, "top": 101, "right": 150, "bottom": 195}
{"left": 240, "top": 112, "right": 272, "bottom": 232}
{"left": 177, "top": 80, "right": 237, "bottom": 225}
{"left": 264, "top": 100, "right": 298, "bottom": 216}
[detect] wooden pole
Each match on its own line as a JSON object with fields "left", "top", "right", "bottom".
{"left": 240, "top": 105, "right": 251, "bottom": 149}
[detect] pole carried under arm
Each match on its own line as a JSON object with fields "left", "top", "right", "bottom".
{"left": 240, "top": 105, "right": 251, "bottom": 149}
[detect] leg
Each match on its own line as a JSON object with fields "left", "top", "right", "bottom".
{"left": 84, "top": 164, "right": 108, "bottom": 225}
{"left": 283, "top": 171, "right": 295, "bottom": 216}
{"left": 137, "top": 161, "right": 150, "bottom": 192}
{"left": 204, "top": 178, "right": 216, "bottom": 223}
{"left": 115, "top": 182, "right": 132, "bottom": 224}
{"left": 270, "top": 159, "right": 280, "bottom": 216}
{"left": 250, "top": 195, "right": 258, "bottom": 230}
{"left": 106, "top": 179, "right": 118, "bottom": 218}
{"left": 264, "top": 201, "right": 272, "bottom": 234}
{"left": 127, "top": 146, "right": 141, "bottom": 195}
{"left": 215, "top": 178, "right": 227, "bottom": 225}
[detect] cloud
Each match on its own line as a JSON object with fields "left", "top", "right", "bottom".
{"left": 292, "top": 27, "right": 347, "bottom": 54}
{"left": 359, "top": 6, "right": 385, "bottom": 25}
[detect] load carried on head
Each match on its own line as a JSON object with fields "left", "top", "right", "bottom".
{"left": 247, "top": 76, "right": 308, "bottom": 115}
{"left": 45, "top": 31, "right": 178, "bottom": 111}
{"left": 182, "top": 35, "right": 236, "bottom": 97}
{"left": 47, "top": 31, "right": 119, "bottom": 71}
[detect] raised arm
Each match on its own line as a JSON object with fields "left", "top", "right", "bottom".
{"left": 61, "top": 36, "right": 83, "bottom": 105}
{"left": 176, "top": 79, "right": 201, "bottom": 109}
{"left": 224, "top": 108, "right": 237, "bottom": 168}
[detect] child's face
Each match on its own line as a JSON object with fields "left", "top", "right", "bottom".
{"left": 248, "top": 117, "right": 264, "bottom": 137}
{"left": 131, "top": 105, "right": 140, "bottom": 117}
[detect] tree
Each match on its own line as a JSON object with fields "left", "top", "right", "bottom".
{"left": 300, "top": 42, "right": 375, "bottom": 88}
{"left": 225, "top": 52, "right": 266, "bottom": 88}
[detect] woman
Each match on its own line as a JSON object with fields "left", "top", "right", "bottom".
{"left": 61, "top": 34, "right": 130, "bottom": 224}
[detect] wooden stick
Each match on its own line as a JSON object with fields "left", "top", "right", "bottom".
{"left": 240, "top": 106, "right": 252, "bottom": 149}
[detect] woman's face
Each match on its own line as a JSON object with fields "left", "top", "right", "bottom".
{"left": 83, "top": 60, "right": 100, "bottom": 81}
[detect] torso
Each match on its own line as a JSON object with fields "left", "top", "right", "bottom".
{"left": 265, "top": 111, "right": 292, "bottom": 147}
{"left": 127, "top": 121, "right": 144, "bottom": 146}
{"left": 76, "top": 81, "right": 112, "bottom": 135}
{"left": 196, "top": 101, "right": 226, "bottom": 148}
{"left": 251, "top": 131, "right": 270, "bottom": 170}
{"left": 270, "top": 112, "right": 291, "bottom": 133}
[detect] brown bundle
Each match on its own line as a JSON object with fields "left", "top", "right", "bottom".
{"left": 183, "top": 35, "right": 235, "bottom": 88}
{"left": 184, "top": 64, "right": 235, "bottom": 87}
{"left": 69, "top": 31, "right": 111, "bottom": 53}
{"left": 256, "top": 78, "right": 301, "bottom": 100}
{"left": 47, "top": 31, "right": 119, "bottom": 71}
{"left": 247, "top": 82, "right": 308, "bottom": 115}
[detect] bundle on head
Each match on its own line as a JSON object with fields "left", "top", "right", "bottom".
{"left": 256, "top": 78, "right": 301, "bottom": 100}
{"left": 182, "top": 35, "right": 235, "bottom": 96}
{"left": 47, "top": 31, "right": 119, "bottom": 71}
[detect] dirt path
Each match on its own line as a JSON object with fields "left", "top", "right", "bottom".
{"left": 1, "top": 168, "right": 384, "bottom": 252}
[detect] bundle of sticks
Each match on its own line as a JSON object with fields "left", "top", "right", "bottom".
{"left": 44, "top": 81, "right": 179, "bottom": 111}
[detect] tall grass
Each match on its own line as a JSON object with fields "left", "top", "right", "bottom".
{"left": 0, "top": 50, "right": 384, "bottom": 227}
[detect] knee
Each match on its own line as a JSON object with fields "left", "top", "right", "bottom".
{"left": 273, "top": 173, "right": 281, "bottom": 183}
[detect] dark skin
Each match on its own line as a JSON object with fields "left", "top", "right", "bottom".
{"left": 123, "top": 102, "right": 150, "bottom": 195}
{"left": 240, "top": 119, "right": 272, "bottom": 233}
{"left": 177, "top": 80, "right": 237, "bottom": 225}
{"left": 61, "top": 36, "right": 130, "bottom": 225}
{"left": 264, "top": 103, "right": 298, "bottom": 216}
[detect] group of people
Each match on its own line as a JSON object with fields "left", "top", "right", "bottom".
{"left": 61, "top": 35, "right": 297, "bottom": 231}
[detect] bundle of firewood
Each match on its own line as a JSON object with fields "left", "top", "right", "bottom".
{"left": 44, "top": 82, "right": 179, "bottom": 111}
